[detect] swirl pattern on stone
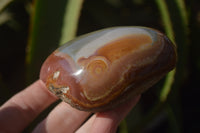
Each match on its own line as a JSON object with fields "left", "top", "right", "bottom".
{"left": 40, "top": 27, "right": 177, "bottom": 112}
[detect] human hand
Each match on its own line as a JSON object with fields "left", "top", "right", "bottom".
{"left": 0, "top": 80, "right": 140, "bottom": 133}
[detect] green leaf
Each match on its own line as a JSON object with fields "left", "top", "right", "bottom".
{"left": 26, "top": 0, "right": 84, "bottom": 83}
{"left": 119, "top": 119, "right": 128, "bottom": 133}
{"left": 0, "top": 0, "right": 13, "bottom": 13}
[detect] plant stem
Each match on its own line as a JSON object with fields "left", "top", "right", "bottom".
{"left": 155, "top": 0, "right": 174, "bottom": 42}
{"left": 160, "top": 70, "right": 176, "bottom": 102}
{"left": 59, "top": 0, "right": 84, "bottom": 46}
{"left": 155, "top": 0, "right": 176, "bottom": 103}
{"left": 174, "top": 0, "right": 188, "bottom": 26}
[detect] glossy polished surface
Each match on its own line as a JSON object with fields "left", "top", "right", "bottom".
{"left": 40, "top": 27, "right": 177, "bottom": 112}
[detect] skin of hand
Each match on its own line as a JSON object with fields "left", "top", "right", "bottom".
{"left": 0, "top": 80, "right": 140, "bottom": 133}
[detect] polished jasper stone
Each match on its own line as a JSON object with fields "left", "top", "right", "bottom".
{"left": 40, "top": 27, "right": 177, "bottom": 112}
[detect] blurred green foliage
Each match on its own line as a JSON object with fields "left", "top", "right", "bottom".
{"left": 0, "top": 0, "right": 199, "bottom": 132}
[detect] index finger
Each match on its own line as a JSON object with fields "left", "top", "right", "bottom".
{"left": 0, "top": 80, "right": 57, "bottom": 133}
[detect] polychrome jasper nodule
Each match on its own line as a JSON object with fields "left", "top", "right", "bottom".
{"left": 40, "top": 27, "right": 177, "bottom": 112}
